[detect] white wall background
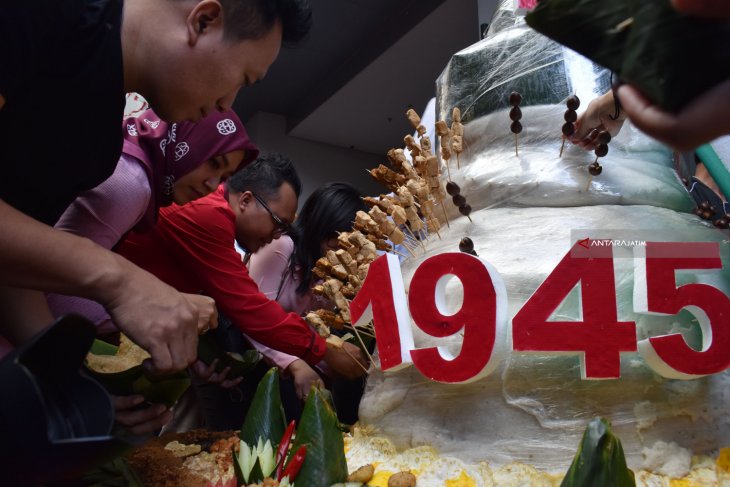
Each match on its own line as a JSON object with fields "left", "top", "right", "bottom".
{"left": 245, "top": 111, "right": 385, "bottom": 207}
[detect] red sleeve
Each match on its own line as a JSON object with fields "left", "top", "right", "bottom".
{"left": 155, "top": 200, "right": 326, "bottom": 365}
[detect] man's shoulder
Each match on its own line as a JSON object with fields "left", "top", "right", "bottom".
{"left": 159, "top": 191, "right": 235, "bottom": 232}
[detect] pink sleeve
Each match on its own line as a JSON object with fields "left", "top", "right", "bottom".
{"left": 247, "top": 236, "right": 294, "bottom": 299}
{"left": 48, "top": 155, "right": 150, "bottom": 331}
{"left": 247, "top": 236, "right": 300, "bottom": 370}
{"left": 55, "top": 154, "right": 150, "bottom": 249}
{"left": 247, "top": 335, "right": 299, "bottom": 371}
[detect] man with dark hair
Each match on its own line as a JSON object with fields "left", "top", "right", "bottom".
{"left": 116, "top": 154, "right": 368, "bottom": 394}
{"left": 0, "top": 0, "right": 312, "bottom": 374}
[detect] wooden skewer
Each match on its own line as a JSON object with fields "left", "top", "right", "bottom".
{"left": 344, "top": 325, "right": 376, "bottom": 339}
{"left": 445, "top": 159, "right": 452, "bottom": 180}
{"left": 401, "top": 240, "right": 417, "bottom": 258}
{"left": 346, "top": 325, "right": 375, "bottom": 365}
{"left": 514, "top": 133, "right": 519, "bottom": 157}
{"left": 440, "top": 198, "right": 451, "bottom": 228}
{"left": 559, "top": 136, "right": 567, "bottom": 158}
{"left": 390, "top": 248, "right": 409, "bottom": 259}
{"left": 456, "top": 153, "right": 461, "bottom": 169}
{"left": 342, "top": 345, "right": 370, "bottom": 374}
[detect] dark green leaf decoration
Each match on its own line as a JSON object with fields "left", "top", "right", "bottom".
{"left": 287, "top": 387, "right": 348, "bottom": 487}
{"left": 233, "top": 450, "right": 246, "bottom": 486}
{"left": 526, "top": 0, "right": 730, "bottom": 112}
{"left": 197, "top": 332, "right": 262, "bottom": 378}
{"left": 560, "top": 417, "right": 635, "bottom": 487}
{"left": 239, "top": 367, "right": 287, "bottom": 447}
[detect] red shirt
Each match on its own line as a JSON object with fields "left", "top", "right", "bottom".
{"left": 116, "top": 186, "right": 326, "bottom": 365}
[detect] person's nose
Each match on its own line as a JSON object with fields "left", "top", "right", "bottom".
{"left": 204, "top": 176, "right": 220, "bottom": 190}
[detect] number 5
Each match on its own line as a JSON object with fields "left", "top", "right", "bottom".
{"left": 634, "top": 242, "right": 730, "bottom": 379}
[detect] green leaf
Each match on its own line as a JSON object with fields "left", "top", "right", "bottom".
{"left": 197, "top": 333, "right": 262, "bottom": 379}
{"left": 233, "top": 449, "right": 246, "bottom": 485}
{"left": 239, "top": 368, "right": 287, "bottom": 447}
{"left": 560, "top": 417, "right": 635, "bottom": 487}
{"left": 525, "top": 0, "right": 730, "bottom": 112}
{"left": 287, "top": 387, "right": 348, "bottom": 487}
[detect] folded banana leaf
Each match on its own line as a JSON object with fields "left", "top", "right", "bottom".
{"left": 560, "top": 417, "right": 635, "bottom": 487}
{"left": 286, "top": 387, "right": 348, "bottom": 487}
{"left": 84, "top": 339, "right": 190, "bottom": 408}
{"left": 239, "top": 367, "right": 287, "bottom": 447}
{"left": 197, "top": 333, "right": 262, "bottom": 379}
{"left": 526, "top": 0, "right": 730, "bottom": 112}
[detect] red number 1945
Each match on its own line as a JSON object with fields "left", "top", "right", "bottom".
{"left": 350, "top": 241, "right": 730, "bottom": 383}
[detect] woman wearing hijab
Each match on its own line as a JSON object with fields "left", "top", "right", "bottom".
{"left": 54, "top": 108, "right": 259, "bottom": 248}
{"left": 45, "top": 109, "right": 258, "bottom": 435}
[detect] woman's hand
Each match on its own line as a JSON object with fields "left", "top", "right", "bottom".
{"left": 571, "top": 90, "right": 627, "bottom": 150}
{"left": 287, "top": 359, "right": 323, "bottom": 400}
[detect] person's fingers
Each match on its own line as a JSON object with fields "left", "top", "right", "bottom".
{"left": 208, "top": 365, "right": 232, "bottom": 384}
{"left": 671, "top": 0, "right": 730, "bottom": 18}
{"left": 619, "top": 80, "right": 730, "bottom": 151}
{"left": 118, "top": 404, "right": 173, "bottom": 436}
{"left": 207, "top": 302, "right": 219, "bottom": 330}
{"left": 191, "top": 359, "right": 217, "bottom": 380}
{"left": 221, "top": 375, "right": 243, "bottom": 389}
{"left": 181, "top": 312, "right": 199, "bottom": 369}
{"left": 111, "top": 394, "right": 145, "bottom": 410}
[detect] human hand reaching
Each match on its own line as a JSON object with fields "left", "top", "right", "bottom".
{"left": 323, "top": 341, "right": 369, "bottom": 380}
{"left": 287, "top": 359, "right": 324, "bottom": 400}
{"left": 103, "top": 260, "right": 199, "bottom": 375}
{"left": 617, "top": 79, "right": 730, "bottom": 152}
{"left": 182, "top": 293, "right": 218, "bottom": 334}
{"left": 190, "top": 359, "right": 243, "bottom": 389}
{"left": 571, "top": 90, "right": 627, "bottom": 150}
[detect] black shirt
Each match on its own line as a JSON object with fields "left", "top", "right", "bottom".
{"left": 0, "top": 0, "right": 125, "bottom": 225}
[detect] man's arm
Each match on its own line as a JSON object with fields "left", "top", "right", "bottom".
{"left": 613, "top": 0, "right": 730, "bottom": 152}
{"left": 617, "top": 79, "right": 730, "bottom": 152}
{"left": 176, "top": 207, "right": 368, "bottom": 377}
{"left": 0, "top": 199, "right": 205, "bottom": 373}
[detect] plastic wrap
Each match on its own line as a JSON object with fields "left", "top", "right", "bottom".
{"left": 358, "top": 0, "right": 730, "bottom": 473}
{"left": 436, "top": 0, "right": 611, "bottom": 125}
{"left": 433, "top": 0, "right": 694, "bottom": 214}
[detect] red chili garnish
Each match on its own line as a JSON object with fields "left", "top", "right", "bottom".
{"left": 274, "top": 420, "right": 296, "bottom": 480}
{"left": 279, "top": 445, "right": 307, "bottom": 481}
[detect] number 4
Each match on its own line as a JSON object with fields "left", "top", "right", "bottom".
{"left": 512, "top": 241, "right": 637, "bottom": 379}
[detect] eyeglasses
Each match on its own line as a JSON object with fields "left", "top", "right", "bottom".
{"left": 252, "top": 192, "right": 291, "bottom": 236}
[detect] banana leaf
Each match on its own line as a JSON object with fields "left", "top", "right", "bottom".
{"left": 560, "top": 417, "right": 635, "bottom": 487}
{"left": 197, "top": 333, "right": 262, "bottom": 379}
{"left": 84, "top": 340, "right": 190, "bottom": 408}
{"left": 286, "top": 387, "right": 348, "bottom": 487}
{"left": 239, "top": 367, "right": 287, "bottom": 447}
{"left": 526, "top": 0, "right": 730, "bottom": 112}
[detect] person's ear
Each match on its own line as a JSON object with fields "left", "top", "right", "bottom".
{"left": 187, "top": 0, "right": 224, "bottom": 46}
{"left": 238, "top": 191, "right": 253, "bottom": 212}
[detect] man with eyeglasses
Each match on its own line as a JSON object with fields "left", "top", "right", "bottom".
{"left": 116, "top": 153, "right": 368, "bottom": 393}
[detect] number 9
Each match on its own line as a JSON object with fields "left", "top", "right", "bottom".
{"left": 408, "top": 253, "right": 509, "bottom": 383}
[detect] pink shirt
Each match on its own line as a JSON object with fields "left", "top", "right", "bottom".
{"left": 46, "top": 154, "right": 150, "bottom": 333}
{"left": 247, "top": 237, "right": 330, "bottom": 371}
